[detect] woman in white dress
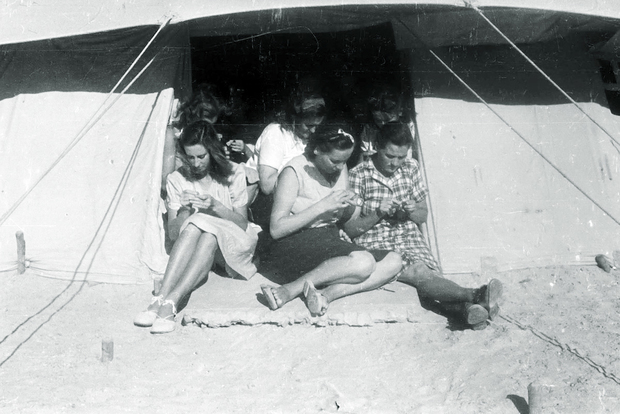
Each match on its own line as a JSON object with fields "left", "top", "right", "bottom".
{"left": 135, "top": 121, "right": 258, "bottom": 334}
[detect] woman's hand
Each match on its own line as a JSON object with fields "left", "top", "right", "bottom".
{"left": 180, "top": 190, "right": 197, "bottom": 209}
{"left": 376, "top": 198, "right": 398, "bottom": 218}
{"left": 401, "top": 200, "right": 416, "bottom": 214}
{"left": 191, "top": 193, "right": 214, "bottom": 212}
{"left": 319, "top": 190, "right": 354, "bottom": 216}
{"left": 226, "top": 139, "right": 245, "bottom": 153}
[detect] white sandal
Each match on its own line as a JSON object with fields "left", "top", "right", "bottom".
{"left": 150, "top": 300, "right": 177, "bottom": 334}
{"left": 133, "top": 295, "right": 163, "bottom": 327}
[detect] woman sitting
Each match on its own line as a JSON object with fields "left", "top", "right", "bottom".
{"left": 135, "top": 121, "right": 258, "bottom": 334}
{"left": 260, "top": 123, "right": 402, "bottom": 316}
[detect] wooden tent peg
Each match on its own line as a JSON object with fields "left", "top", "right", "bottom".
{"left": 15, "top": 231, "right": 26, "bottom": 274}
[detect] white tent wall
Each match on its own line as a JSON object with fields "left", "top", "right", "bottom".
{"left": 0, "top": 25, "right": 190, "bottom": 283}
{"left": 0, "top": 91, "right": 173, "bottom": 283}
{"left": 409, "top": 33, "right": 620, "bottom": 274}
{"left": 2, "top": 2, "right": 620, "bottom": 282}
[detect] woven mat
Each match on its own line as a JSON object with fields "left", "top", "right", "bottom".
{"left": 179, "top": 271, "right": 482, "bottom": 328}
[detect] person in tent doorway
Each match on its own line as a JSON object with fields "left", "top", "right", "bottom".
{"left": 135, "top": 121, "right": 258, "bottom": 334}
{"left": 353, "top": 82, "right": 417, "bottom": 166}
{"left": 246, "top": 78, "right": 327, "bottom": 229}
{"left": 259, "top": 123, "right": 402, "bottom": 317}
{"left": 345, "top": 122, "right": 503, "bottom": 329}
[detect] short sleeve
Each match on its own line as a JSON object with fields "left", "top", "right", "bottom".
{"left": 257, "top": 124, "right": 286, "bottom": 170}
{"left": 348, "top": 165, "right": 365, "bottom": 200}
{"left": 229, "top": 163, "right": 249, "bottom": 209}
{"left": 165, "top": 172, "right": 184, "bottom": 211}
{"left": 408, "top": 160, "right": 428, "bottom": 203}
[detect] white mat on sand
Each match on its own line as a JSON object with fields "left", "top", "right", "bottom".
{"left": 180, "top": 271, "right": 483, "bottom": 328}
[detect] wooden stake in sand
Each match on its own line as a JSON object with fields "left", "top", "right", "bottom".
{"left": 101, "top": 338, "right": 114, "bottom": 362}
{"left": 528, "top": 379, "right": 559, "bottom": 414}
{"left": 15, "top": 231, "right": 26, "bottom": 274}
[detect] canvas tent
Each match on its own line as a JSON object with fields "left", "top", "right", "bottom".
{"left": 1, "top": 1, "right": 619, "bottom": 283}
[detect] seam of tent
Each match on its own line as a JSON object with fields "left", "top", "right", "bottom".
{"left": 0, "top": 19, "right": 170, "bottom": 229}
{"left": 466, "top": 1, "right": 620, "bottom": 151}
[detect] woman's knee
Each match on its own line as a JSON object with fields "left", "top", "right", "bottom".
{"left": 383, "top": 252, "right": 403, "bottom": 273}
{"left": 347, "top": 251, "right": 377, "bottom": 280}
{"left": 179, "top": 223, "right": 202, "bottom": 239}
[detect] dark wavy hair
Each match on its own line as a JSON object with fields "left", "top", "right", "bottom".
{"left": 278, "top": 79, "right": 326, "bottom": 134}
{"left": 376, "top": 122, "right": 414, "bottom": 150}
{"left": 177, "top": 121, "right": 234, "bottom": 184}
{"left": 175, "top": 84, "right": 222, "bottom": 129}
{"left": 305, "top": 123, "right": 356, "bottom": 159}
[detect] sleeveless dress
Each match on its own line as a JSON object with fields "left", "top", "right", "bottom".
{"left": 264, "top": 154, "right": 388, "bottom": 283}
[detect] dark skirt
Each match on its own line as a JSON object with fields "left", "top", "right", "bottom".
{"left": 261, "top": 224, "right": 390, "bottom": 284}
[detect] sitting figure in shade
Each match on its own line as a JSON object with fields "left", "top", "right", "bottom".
{"left": 135, "top": 121, "right": 258, "bottom": 334}
{"left": 246, "top": 78, "right": 327, "bottom": 229}
{"left": 345, "top": 122, "right": 503, "bottom": 329}
{"left": 251, "top": 80, "right": 326, "bottom": 196}
{"left": 355, "top": 82, "right": 417, "bottom": 165}
{"left": 260, "top": 123, "right": 402, "bottom": 316}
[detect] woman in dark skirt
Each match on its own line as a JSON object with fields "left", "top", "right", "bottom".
{"left": 260, "top": 123, "right": 402, "bottom": 316}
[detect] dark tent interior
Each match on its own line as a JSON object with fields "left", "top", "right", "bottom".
{"left": 189, "top": 22, "right": 410, "bottom": 142}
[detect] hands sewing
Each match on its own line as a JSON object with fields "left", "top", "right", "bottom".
{"left": 377, "top": 198, "right": 416, "bottom": 221}
{"left": 319, "top": 190, "right": 361, "bottom": 218}
{"left": 180, "top": 190, "right": 222, "bottom": 215}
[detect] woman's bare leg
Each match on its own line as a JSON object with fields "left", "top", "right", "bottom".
{"left": 269, "top": 251, "right": 377, "bottom": 308}
{"left": 321, "top": 252, "right": 403, "bottom": 303}
{"left": 162, "top": 232, "right": 218, "bottom": 307}
{"left": 157, "top": 224, "right": 203, "bottom": 301}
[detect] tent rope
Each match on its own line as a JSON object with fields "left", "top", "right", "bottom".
{"left": 0, "top": 93, "right": 161, "bottom": 366}
{"left": 0, "top": 19, "right": 170, "bottom": 228}
{"left": 499, "top": 314, "right": 620, "bottom": 386}
{"left": 426, "top": 48, "right": 620, "bottom": 227}
{"left": 395, "top": 18, "right": 620, "bottom": 228}
{"left": 464, "top": 2, "right": 620, "bottom": 150}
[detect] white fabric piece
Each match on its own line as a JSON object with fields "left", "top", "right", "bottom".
{"left": 416, "top": 98, "right": 620, "bottom": 274}
{"left": 250, "top": 123, "right": 306, "bottom": 172}
{"left": 0, "top": 90, "right": 172, "bottom": 283}
{"left": 181, "top": 215, "right": 258, "bottom": 280}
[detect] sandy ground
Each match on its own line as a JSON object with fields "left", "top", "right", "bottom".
{"left": 2, "top": 264, "right": 620, "bottom": 414}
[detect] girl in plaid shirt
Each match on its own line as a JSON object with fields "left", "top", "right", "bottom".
{"left": 346, "top": 123, "right": 504, "bottom": 330}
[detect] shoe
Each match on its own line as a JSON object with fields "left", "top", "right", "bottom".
{"left": 150, "top": 300, "right": 177, "bottom": 334}
{"left": 464, "top": 303, "right": 488, "bottom": 325}
{"left": 134, "top": 295, "right": 163, "bottom": 327}
{"left": 475, "top": 279, "right": 503, "bottom": 321}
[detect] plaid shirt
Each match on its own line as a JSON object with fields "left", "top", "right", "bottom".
{"left": 348, "top": 158, "right": 438, "bottom": 270}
